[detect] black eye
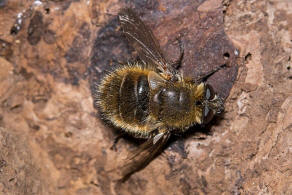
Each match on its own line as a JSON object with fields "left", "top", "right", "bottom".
{"left": 195, "top": 100, "right": 202, "bottom": 106}
{"left": 205, "top": 84, "right": 215, "bottom": 100}
{"left": 202, "top": 106, "right": 214, "bottom": 124}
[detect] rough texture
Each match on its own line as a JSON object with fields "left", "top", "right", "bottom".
{"left": 0, "top": 0, "right": 291, "bottom": 195}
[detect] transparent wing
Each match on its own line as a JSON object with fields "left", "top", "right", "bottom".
{"left": 118, "top": 8, "right": 175, "bottom": 78}
{"left": 118, "top": 131, "right": 170, "bottom": 181}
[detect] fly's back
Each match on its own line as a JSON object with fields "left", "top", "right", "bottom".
{"left": 98, "top": 65, "right": 208, "bottom": 135}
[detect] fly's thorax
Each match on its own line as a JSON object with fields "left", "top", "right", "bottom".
{"left": 148, "top": 73, "right": 202, "bottom": 129}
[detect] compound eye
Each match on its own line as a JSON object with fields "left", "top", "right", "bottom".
{"left": 195, "top": 100, "right": 202, "bottom": 106}
{"left": 202, "top": 106, "right": 214, "bottom": 124}
{"left": 205, "top": 84, "right": 215, "bottom": 100}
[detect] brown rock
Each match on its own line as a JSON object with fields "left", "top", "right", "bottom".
{"left": 0, "top": 0, "right": 291, "bottom": 194}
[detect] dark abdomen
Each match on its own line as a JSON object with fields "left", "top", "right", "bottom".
{"left": 98, "top": 66, "right": 151, "bottom": 133}
{"left": 119, "top": 71, "right": 150, "bottom": 124}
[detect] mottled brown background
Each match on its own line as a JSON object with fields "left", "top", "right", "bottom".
{"left": 0, "top": 0, "right": 291, "bottom": 194}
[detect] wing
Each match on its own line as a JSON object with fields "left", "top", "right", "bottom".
{"left": 118, "top": 8, "right": 175, "bottom": 79}
{"left": 118, "top": 131, "right": 171, "bottom": 182}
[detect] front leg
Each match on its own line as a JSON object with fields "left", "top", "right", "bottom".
{"left": 170, "top": 38, "right": 184, "bottom": 69}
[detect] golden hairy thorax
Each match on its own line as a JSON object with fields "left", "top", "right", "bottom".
{"left": 97, "top": 64, "right": 205, "bottom": 138}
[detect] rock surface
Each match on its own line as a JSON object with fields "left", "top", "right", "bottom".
{"left": 0, "top": 0, "right": 291, "bottom": 194}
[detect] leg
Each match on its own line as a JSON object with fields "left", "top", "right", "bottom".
{"left": 170, "top": 38, "right": 184, "bottom": 69}
{"left": 196, "top": 64, "right": 227, "bottom": 83}
{"left": 110, "top": 133, "right": 125, "bottom": 151}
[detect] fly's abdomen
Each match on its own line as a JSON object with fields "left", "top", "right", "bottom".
{"left": 119, "top": 72, "right": 150, "bottom": 123}
{"left": 97, "top": 66, "right": 153, "bottom": 137}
